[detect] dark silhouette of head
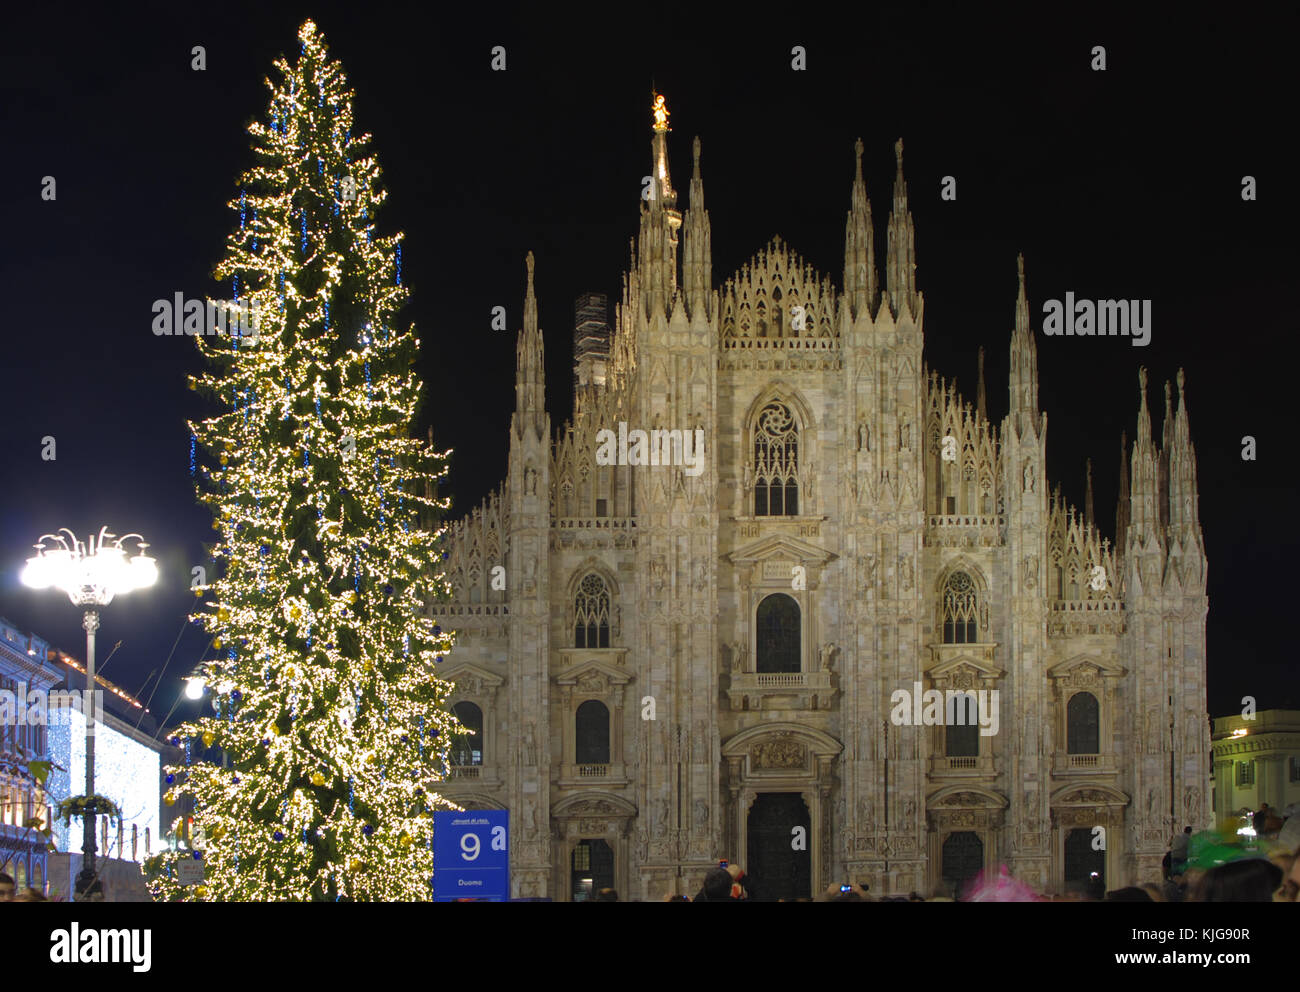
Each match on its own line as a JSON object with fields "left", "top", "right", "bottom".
{"left": 1192, "top": 859, "right": 1282, "bottom": 902}
{"left": 701, "top": 868, "right": 734, "bottom": 901}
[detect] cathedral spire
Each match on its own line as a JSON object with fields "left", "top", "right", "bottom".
{"left": 1159, "top": 379, "right": 1173, "bottom": 534}
{"left": 682, "top": 135, "right": 712, "bottom": 320}
{"left": 1135, "top": 367, "right": 1153, "bottom": 449}
{"left": 649, "top": 91, "right": 676, "bottom": 210}
{"left": 1170, "top": 377, "right": 1180, "bottom": 444}
{"left": 1008, "top": 254, "right": 1039, "bottom": 435}
{"left": 514, "top": 251, "right": 547, "bottom": 439}
{"left": 885, "top": 138, "right": 917, "bottom": 319}
{"left": 524, "top": 249, "right": 538, "bottom": 336}
{"left": 843, "top": 138, "right": 877, "bottom": 320}
{"left": 1116, "top": 429, "right": 1130, "bottom": 552}
{"left": 1129, "top": 367, "right": 1161, "bottom": 547}
{"left": 1167, "top": 368, "right": 1204, "bottom": 549}
{"left": 976, "top": 346, "right": 987, "bottom": 423}
{"left": 639, "top": 92, "right": 681, "bottom": 317}
{"left": 1084, "top": 458, "right": 1095, "bottom": 530}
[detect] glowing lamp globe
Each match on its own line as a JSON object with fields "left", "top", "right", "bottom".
{"left": 21, "top": 553, "right": 57, "bottom": 589}
{"left": 22, "top": 527, "right": 158, "bottom": 607}
{"left": 129, "top": 549, "right": 159, "bottom": 590}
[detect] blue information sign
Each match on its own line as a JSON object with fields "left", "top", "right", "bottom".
{"left": 433, "top": 809, "right": 510, "bottom": 901}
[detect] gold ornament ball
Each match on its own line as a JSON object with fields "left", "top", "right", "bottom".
{"left": 202, "top": 731, "right": 215, "bottom": 747}
{"left": 310, "top": 771, "right": 326, "bottom": 786}
{"left": 164, "top": 792, "right": 175, "bottom": 806}
{"left": 213, "top": 638, "right": 222, "bottom": 649}
{"left": 219, "top": 454, "right": 228, "bottom": 465}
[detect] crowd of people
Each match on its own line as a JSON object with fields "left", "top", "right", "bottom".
{"left": 593, "top": 845, "right": 1299, "bottom": 902}
{"left": 593, "top": 807, "right": 1300, "bottom": 902}
{"left": 8, "top": 805, "right": 1297, "bottom": 902}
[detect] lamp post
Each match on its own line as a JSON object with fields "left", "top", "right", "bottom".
{"left": 21, "top": 526, "right": 157, "bottom": 899}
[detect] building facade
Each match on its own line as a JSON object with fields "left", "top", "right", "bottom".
{"left": 43, "top": 649, "right": 176, "bottom": 900}
{"left": 1211, "top": 710, "right": 1300, "bottom": 825}
{"left": 0, "top": 618, "right": 59, "bottom": 894}
{"left": 431, "top": 100, "right": 1211, "bottom": 900}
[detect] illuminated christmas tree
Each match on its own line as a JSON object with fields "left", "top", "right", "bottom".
{"left": 144, "top": 20, "right": 460, "bottom": 901}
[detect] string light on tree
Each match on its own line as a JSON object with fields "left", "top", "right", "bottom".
{"left": 144, "top": 19, "right": 461, "bottom": 902}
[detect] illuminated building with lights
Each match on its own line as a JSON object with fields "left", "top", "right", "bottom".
{"left": 0, "top": 618, "right": 60, "bottom": 894}
{"left": 430, "top": 97, "right": 1211, "bottom": 900}
{"left": 1211, "top": 710, "right": 1300, "bottom": 825}
{"left": 41, "top": 650, "right": 181, "bottom": 899}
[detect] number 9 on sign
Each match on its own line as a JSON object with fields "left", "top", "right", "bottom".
{"left": 461, "top": 832, "right": 481, "bottom": 861}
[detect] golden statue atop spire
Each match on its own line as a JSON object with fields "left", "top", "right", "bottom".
{"left": 652, "top": 92, "right": 671, "bottom": 132}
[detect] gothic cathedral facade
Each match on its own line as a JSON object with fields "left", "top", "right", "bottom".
{"left": 431, "top": 100, "right": 1210, "bottom": 901}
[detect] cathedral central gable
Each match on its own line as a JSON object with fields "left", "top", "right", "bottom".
{"left": 719, "top": 236, "right": 837, "bottom": 342}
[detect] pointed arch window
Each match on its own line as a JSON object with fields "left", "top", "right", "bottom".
{"left": 754, "top": 401, "right": 799, "bottom": 516}
{"left": 1066, "top": 692, "right": 1099, "bottom": 754}
{"left": 451, "top": 702, "right": 483, "bottom": 766}
{"left": 942, "top": 571, "right": 979, "bottom": 644}
{"left": 756, "top": 593, "right": 801, "bottom": 673}
{"left": 945, "top": 693, "right": 980, "bottom": 758}
{"left": 574, "top": 573, "right": 611, "bottom": 648}
{"left": 576, "top": 700, "right": 610, "bottom": 764}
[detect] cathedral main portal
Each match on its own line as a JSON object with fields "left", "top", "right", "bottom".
{"left": 746, "top": 793, "right": 812, "bottom": 901}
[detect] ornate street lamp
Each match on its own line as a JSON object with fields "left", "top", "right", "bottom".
{"left": 21, "top": 527, "right": 157, "bottom": 899}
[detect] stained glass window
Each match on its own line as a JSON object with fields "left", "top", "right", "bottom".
{"left": 754, "top": 402, "right": 799, "bottom": 516}
{"left": 574, "top": 573, "right": 611, "bottom": 648}
{"left": 942, "top": 572, "right": 978, "bottom": 643}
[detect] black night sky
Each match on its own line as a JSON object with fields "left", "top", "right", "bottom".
{"left": 1, "top": 3, "right": 1294, "bottom": 735}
